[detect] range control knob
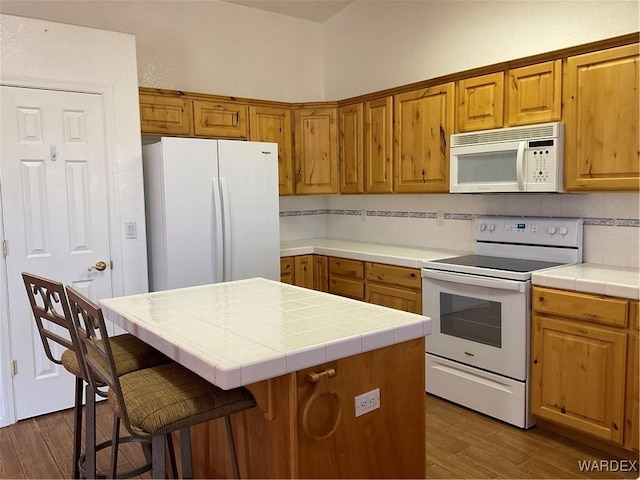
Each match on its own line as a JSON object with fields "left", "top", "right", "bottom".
{"left": 547, "top": 226, "right": 557, "bottom": 235}
{"left": 478, "top": 223, "right": 486, "bottom": 231}
{"left": 488, "top": 224, "right": 496, "bottom": 232}
{"left": 559, "top": 226, "right": 569, "bottom": 236}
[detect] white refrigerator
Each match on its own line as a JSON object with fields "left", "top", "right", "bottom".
{"left": 142, "top": 137, "right": 280, "bottom": 291}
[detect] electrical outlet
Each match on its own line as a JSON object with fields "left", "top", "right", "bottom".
{"left": 355, "top": 388, "right": 380, "bottom": 417}
{"left": 436, "top": 211, "right": 445, "bottom": 226}
{"left": 360, "top": 209, "right": 366, "bottom": 222}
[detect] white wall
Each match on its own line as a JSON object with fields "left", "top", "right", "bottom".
{"left": 0, "top": 13, "right": 146, "bottom": 425}
{"left": 0, "top": 0, "right": 325, "bottom": 102}
{"left": 323, "top": 0, "right": 640, "bottom": 99}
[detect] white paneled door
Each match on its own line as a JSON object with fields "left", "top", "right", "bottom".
{"left": 1, "top": 86, "right": 113, "bottom": 419}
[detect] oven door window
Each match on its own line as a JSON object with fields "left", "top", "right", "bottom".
{"left": 440, "top": 292, "right": 501, "bottom": 348}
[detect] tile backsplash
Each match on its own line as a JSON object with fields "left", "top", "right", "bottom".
{"left": 279, "top": 193, "right": 640, "bottom": 269}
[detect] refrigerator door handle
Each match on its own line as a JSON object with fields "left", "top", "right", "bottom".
{"left": 220, "top": 177, "right": 232, "bottom": 282}
{"left": 212, "top": 178, "right": 224, "bottom": 282}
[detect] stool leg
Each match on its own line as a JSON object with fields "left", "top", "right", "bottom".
{"left": 85, "top": 384, "right": 96, "bottom": 479}
{"left": 179, "top": 427, "right": 192, "bottom": 479}
{"left": 166, "top": 434, "right": 178, "bottom": 479}
{"left": 72, "top": 376, "right": 83, "bottom": 479}
{"left": 151, "top": 435, "right": 166, "bottom": 479}
{"left": 109, "top": 416, "right": 120, "bottom": 479}
{"left": 224, "top": 416, "right": 240, "bottom": 479}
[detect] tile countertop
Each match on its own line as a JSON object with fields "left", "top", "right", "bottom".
{"left": 280, "top": 238, "right": 468, "bottom": 268}
{"left": 99, "top": 278, "right": 432, "bottom": 390}
{"left": 532, "top": 264, "right": 640, "bottom": 300}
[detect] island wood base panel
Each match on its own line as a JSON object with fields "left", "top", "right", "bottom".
{"left": 185, "top": 337, "right": 426, "bottom": 478}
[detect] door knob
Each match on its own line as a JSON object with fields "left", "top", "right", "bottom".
{"left": 88, "top": 261, "right": 107, "bottom": 272}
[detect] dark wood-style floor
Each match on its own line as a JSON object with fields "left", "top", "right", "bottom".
{"left": 1, "top": 394, "right": 638, "bottom": 479}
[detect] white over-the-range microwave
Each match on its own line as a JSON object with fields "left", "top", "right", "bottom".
{"left": 450, "top": 122, "right": 563, "bottom": 193}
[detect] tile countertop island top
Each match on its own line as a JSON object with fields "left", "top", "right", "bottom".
{"left": 280, "top": 238, "right": 468, "bottom": 268}
{"left": 532, "top": 263, "right": 640, "bottom": 300}
{"left": 99, "top": 277, "right": 432, "bottom": 390}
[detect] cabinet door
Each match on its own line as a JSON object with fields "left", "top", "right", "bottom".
{"left": 531, "top": 314, "right": 627, "bottom": 444}
{"left": 249, "top": 105, "right": 293, "bottom": 196}
{"left": 280, "top": 257, "right": 294, "bottom": 285}
{"left": 294, "top": 255, "right": 314, "bottom": 289}
{"left": 294, "top": 108, "right": 338, "bottom": 194}
{"left": 457, "top": 72, "right": 504, "bottom": 132}
{"left": 313, "top": 255, "right": 329, "bottom": 292}
{"left": 139, "top": 93, "right": 193, "bottom": 136}
{"left": 394, "top": 84, "right": 454, "bottom": 193}
{"left": 507, "top": 60, "right": 562, "bottom": 126}
{"left": 364, "top": 97, "right": 393, "bottom": 193}
{"left": 193, "top": 100, "right": 248, "bottom": 138}
{"left": 564, "top": 44, "right": 639, "bottom": 191}
{"left": 365, "top": 283, "right": 422, "bottom": 314}
{"left": 338, "top": 104, "right": 364, "bottom": 194}
{"left": 625, "top": 331, "right": 639, "bottom": 451}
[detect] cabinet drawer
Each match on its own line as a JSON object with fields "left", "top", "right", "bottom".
{"left": 329, "top": 258, "right": 364, "bottom": 279}
{"left": 366, "top": 284, "right": 422, "bottom": 314}
{"left": 139, "top": 94, "right": 193, "bottom": 135}
{"left": 329, "top": 277, "right": 364, "bottom": 300}
{"left": 193, "top": 100, "right": 248, "bottom": 138}
{"left": 365, "top": 263, "right": 421, "bottom": 290}
{"left": 533, "top": 287, "right": 629, "bottom": 328}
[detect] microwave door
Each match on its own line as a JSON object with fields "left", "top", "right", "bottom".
{"left": 450, "top": 142, "right": 523, "bottom": 193}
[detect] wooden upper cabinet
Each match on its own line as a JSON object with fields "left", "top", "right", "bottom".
{"left": 249, "top": 105, "right": 293, "bottom": 196}
{"left": 338, "top": 104, "right": 364, "bottom": 194}
{"left": 507, "top": 60, "right": 562, "bottom": 126}
{"left": 457, "top": 72, "right": 504, "bottom": 132}
{"left": 365, "top": 97, "right": 393, "bottom": 193}
{"left": 193, "top": 100, "right": 248, "bottom": 139}
{"left": 293, "top": 107, "right": 338, "bottom": 195}
{"left": 564, "top": 44, "right": 640, "bottom": 191}
{"left": 139, "top": 94, "right": 193, "bottom": 136}
{"left": 394, "top": 83, "right": 454, "bottom": 193}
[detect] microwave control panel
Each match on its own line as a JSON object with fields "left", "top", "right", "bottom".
{"left": 526, "top": 139, "right": 556, "bottom": 184}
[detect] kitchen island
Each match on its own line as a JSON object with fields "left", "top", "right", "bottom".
{"left": 99, "top": 278, "right": 431, "bottom": 478}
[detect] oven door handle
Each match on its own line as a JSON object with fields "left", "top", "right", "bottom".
{"left": 422, "top": 269, "right": 527, "bottom": 292}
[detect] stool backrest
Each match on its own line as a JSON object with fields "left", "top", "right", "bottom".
{"left": 66, "top": 286, "right": 134, "bottom": 432}
{"left": 22, "top": 272, "right": 80, "bottom": 368}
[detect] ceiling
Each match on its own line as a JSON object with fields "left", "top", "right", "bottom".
{"left": 222, "top": 0, "right": 354, "bottom": 23}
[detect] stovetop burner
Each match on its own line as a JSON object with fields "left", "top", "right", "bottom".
{"left": 430, "top": 254, "right": 563, "bottom": 274}
{"left": 422, "top": 216, "right": 584, "bottom": 282}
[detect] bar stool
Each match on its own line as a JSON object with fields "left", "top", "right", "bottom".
{"left": 21, "top": 273, "right": 170, "bottom": 478}
{"left": 66, "top": 286, "right": 258, "bottom": 479}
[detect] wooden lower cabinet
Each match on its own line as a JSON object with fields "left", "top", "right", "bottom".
{"left": 625, "top": 331, "right": 639, "bottom": 451}
{"left": 280, "top": 257, "right": 294, "bottom": 284}
{"left": 329, "top": 257, "right": 365, "bottom": 300}
{"left": 284, "top": 255, "right": 423, "bottom": 314}
{"left": 294, "top": 255, "right": 314, "bottom": 289}
{"left": 187, "top": 338, "right": 426, "bottom": 478}
{"left": 365, "top": 262, "right": 422, "bottom": 314}
{"left": 531, "top": 287, "right": 637, "bottom": 449}
{"left": 280, "top": 255, "right": 328, "bottom": 291}
{"left": 312, "top": 255, "right": 329, "bottom": 292}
